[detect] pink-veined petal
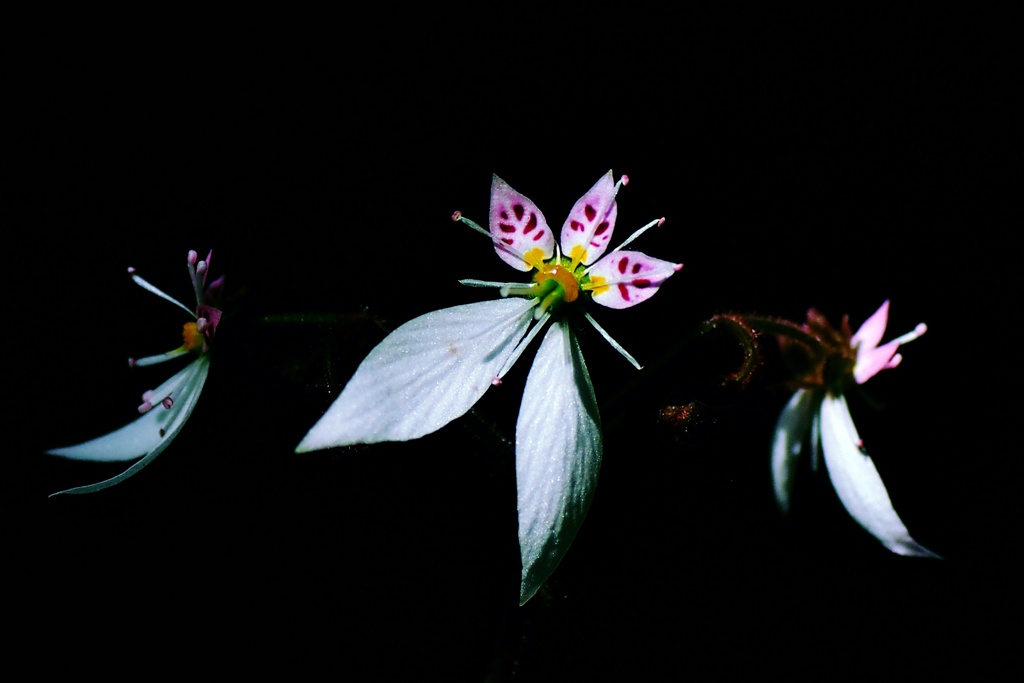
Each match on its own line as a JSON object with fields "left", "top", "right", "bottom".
{"left": 771, "top": 388, "right": 821, "bottom": 514}
{"left": 853, "top": 339, "right": 902, "bottom": 384}
{"left": 295, "top": 298, "right": 536, "bottom": 452}
{"left": 586, "top": 250, "right": 683, "bottom": 309}
{"left": 819, "top": 394, "right": 941, "bottom": 558}
{"left": 559, "top": 170, "right": 618, "bottom": 266}
{"left": 852, "top": 301, "right": 926, "bottom": 384}
{"left": 489, "top": 175, "right": 555, "bottom": 271}
{"left": 851, "top": 300, "right": 890, "bottom": 355}
{"left": 516, "top": 321, "right": 602, "bottom": 605}
{"left": 47, "top": 355, "right": 211, "bottom": 495}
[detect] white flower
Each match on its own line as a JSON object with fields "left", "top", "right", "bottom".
{"left": 296, "top": 171, "right": 682, "bottom": 603}
{"left": 771, "top": 300, "right": 939, "bottom": 557}
{"left": 46, "top": 250, "right": 223, "bottom": 496}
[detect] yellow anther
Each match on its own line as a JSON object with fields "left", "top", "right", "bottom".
{"left": 524, "top": 247, "right": 547, "bottom": 270}
{"left": 583, "top": 275, "right": 609, "bottom": 296}
{"left": 569, "top": 244, "right": 588, "bottom": 270}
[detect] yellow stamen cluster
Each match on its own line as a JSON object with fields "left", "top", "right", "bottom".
{"left": 182, "top": 322, "right": 204, "bottom": 352}
{"left": 523, "top": 247, "right": 548, "bottom": 270}
{"left": 568, "top": 244, "right": 588, "bottom": 270}
{"left": 582, "top": 275, "right": 608, "bottom": 296}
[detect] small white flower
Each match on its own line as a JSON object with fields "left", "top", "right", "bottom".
{"left": 771, "top": 300, "right": 938, "bottom": 557}
{"left": 46, "top": 250, "right": 223, "bottom": 496}
{"left": 296, "top": 171, "right": 682, "bottom": 603}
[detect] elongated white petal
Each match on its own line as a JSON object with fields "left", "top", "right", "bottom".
{"left": 810, "top": 408, "right": 821, "bottom": 472}
{"left": 47, "top": 355, "right": 211, "bottom": 495}
{"left": 819, "top": 394, "right": 940, "bottom": 558}
{"left": 295, "top": 298, "right": 536, "bottom": 452}
{"left": 771, "top": 388, "right": 820, "bottom": 514}
{"left": 516, "top": 321, "right": 602, "bottom": 604}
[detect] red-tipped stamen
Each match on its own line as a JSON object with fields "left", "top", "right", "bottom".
{"left": 582, "top": 217, "right": 670, "bottom": 276}
{"left": 131, "top": 270, "right": 195, "bottom": 317}
{"left": 583, "top": 311, "right": 642, "bottom": 370}
{"left": 130, "top": 346, "right": 192, "bottom": 367}
{"left": 454, "top": 211, "right": 536, "bottom": 269}
{"left": 497, "top": 309, "right": 550, "bottom": 380}
{"left": 894, "top": 323, "right": 928, "bottom": 345}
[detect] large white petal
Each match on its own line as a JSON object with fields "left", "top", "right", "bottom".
{"left": 516, "top": 321, "right": 602, "bottom": 604}
{"left": 770, "top": 388, "right": 820, "bottom": 514}
{"left": 295, "top": 298, "right": 536, "bottom": 452}
{"left": 819, "top": 394, "right": 940, "bottom": 558}
{"left": 47, "top": 355, "right": 211, "bottom": 495}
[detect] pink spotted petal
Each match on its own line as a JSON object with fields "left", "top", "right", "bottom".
{"left": 198, "top": 304, "right": 223, "bottom": 337}
{"left": 853, "top": 340, "right": 902, "bottom": 384}
{"left": 851, "top": 300, "right": 902, "bottom": 384}
{"left": 489, "top": 175, "right": 555, "bottom": 272}
{"left": 560, "top": 170, "right": 618, "bottom": 266}
{"left": 851, "top": 300, "right": 890, "bottom": 354}
{"left": 205, "top": 274, "right": 226, "bottom": 303}
{"left": 587, "top": 250, "right": 683, "bottom": 310}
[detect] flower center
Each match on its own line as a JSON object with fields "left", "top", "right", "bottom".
{"left": 822, "top": 352, "right": 856, "bottom": 395}
{"left": 182, "top": 322, "right": 204, "bottom": 353}
{"left": 533, "top": 263, "right": 580, "bottom": 303}
{"left": 529, "top": 261, "right": 585, "bottom": 319}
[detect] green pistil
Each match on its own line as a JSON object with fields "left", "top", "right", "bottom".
{"left": 534, "top": 278, "right": 563, "bottom": 317}
{"left": 531, "top": 257, "right": 587, "bottom": 318}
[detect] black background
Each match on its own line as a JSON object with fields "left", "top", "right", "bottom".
{"left": 7, "top": 9, "right": 1019, "bottom": 680}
